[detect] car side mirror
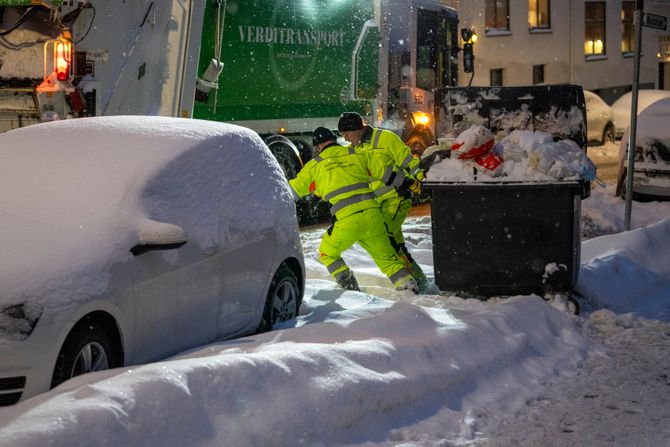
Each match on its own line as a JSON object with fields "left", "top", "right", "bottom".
{"left": 131, "top": 219, "right": 188, "bottom": 256}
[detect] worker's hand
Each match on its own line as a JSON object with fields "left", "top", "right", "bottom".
{"left": 408, "top": 179, "right": 422, "bottom": 195}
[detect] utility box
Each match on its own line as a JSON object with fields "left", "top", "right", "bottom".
{"left": 424, "top": 180, "right": 583, "bottom": 296}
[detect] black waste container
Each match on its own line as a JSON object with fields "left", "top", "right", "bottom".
{"left": 424, "top": 181, "right": 584, "bottom": 296}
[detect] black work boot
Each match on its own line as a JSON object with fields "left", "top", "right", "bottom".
{"left": 336, "top": 270, "right": 360, "bottom": 291}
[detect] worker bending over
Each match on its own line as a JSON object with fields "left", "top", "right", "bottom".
{"left": 290, "top": 127, "right": 418, "bottom": 293}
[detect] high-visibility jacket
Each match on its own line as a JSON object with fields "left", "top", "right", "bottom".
{"left": 289, "top": 143, "right": 377, "bottom": 219}
{"left": 355, "top": 126, "right": 421, "bottom": 202}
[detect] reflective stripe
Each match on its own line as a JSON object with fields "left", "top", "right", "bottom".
{"left": 314, "top": 154, "right": 323, "bottom": 163}
{"left": 391, "top": 170, "right": 406, "bottom": 188}
{"left": 400, "top": 154, "right": 413, "bottom": 169}
{"left": 407, "top": 164, "right": 420, "bottom": 177}
{"left": 372, "top": 128, "right": 382, "bottom": 148}
{"left": 330, "top": 193, "right": 376, "bottom": 215}
{"left": 389, "top": 268, "right": 411, "bottom": 285}
{"left": 380, "top": 165, "right": 394, "bottom": 184}
{"left": 373, "top": 184, "right": 394, "bottom": 198}
{"left": 323, "top": 182, "right": 369, "bottom": 202}
{"left": 327, "top": 258, "right": 347, "bottom": 274}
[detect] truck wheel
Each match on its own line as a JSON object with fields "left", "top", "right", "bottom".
{"left": 405, "top": 135, "right": 430, "bottom": 157}
{"left": 404, "top": 126, "right": 435, "bottom": 157}
{"left": 265, "top": 135, "right": 303, "bottom": 179}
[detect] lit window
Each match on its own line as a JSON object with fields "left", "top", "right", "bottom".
{"left": 528, "top": 0, "right": 550, "bottom": 30}
{"left": 585, "top": 2, "right": 606, "bottom": 56}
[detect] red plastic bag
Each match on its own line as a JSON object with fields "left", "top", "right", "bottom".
{"left": 451, "top": 125, "right": 495, "bottom": 160}
{"left": 474, "top": 153, "right": 504, "bottom": 171}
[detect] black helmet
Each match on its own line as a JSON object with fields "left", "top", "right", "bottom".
{"left": 312, "top": 127, "right": 337, "bottom": 147}
{"left": 338, "top": 112, "right": 364, "bottom": 132}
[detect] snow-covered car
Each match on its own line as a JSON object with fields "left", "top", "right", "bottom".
{"left": 611, "top": 89, "right": 670, "bottom": 138}
{"left": 616, "top": 97, "right": 670, "bottom": 198}
{"left": 584, "top": 90, "right": 616, "bottom": 145}
{"left": 0, "top": 116, "right": 304, "bottom": 405}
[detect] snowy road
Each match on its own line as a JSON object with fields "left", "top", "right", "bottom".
{"left": 588, "top": 142, "right": 621, "bottom": 182}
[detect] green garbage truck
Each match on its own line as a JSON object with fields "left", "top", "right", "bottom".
{"left": 0, "top": 0, "right": 459, "bottom": 177}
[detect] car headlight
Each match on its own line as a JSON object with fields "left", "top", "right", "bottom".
{"left": 0, "top": 303, "right": 43, "bottom": 338}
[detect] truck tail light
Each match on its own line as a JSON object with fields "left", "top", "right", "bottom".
{"left": 55, "top": 39, "right": 72, "bottom": 81}
{"left": 43, "top": 31, "right": 73, "bottom": 83}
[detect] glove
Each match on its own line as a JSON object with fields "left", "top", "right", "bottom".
{"left": 399, "top": 177, "right": 422, "bottom": 195}
{"left": 408, "top": 179, "right": 422, "bottom": 195}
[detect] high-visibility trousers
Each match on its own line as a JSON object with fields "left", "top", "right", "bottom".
{"left": 379, "top": 195, "right": 428, "bottom": 290}
{"left": 379, "top": 195, "right": 412, "bottom": 246}
{"left": 319, "top": 206, "right": 411, "bottom": 289}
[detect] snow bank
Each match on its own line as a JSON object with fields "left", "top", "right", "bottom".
{"left": 577, "top": 219, "right": 670, "bottom": 319}
{"left": 0, "top": 294, "right": 589, "bottom": 447}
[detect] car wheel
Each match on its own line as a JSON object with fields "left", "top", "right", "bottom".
{"left": 51, "top": 318, "right": 118, "bottom": 388}
{"left": 257, "top": 264, "right": 301, "bottom": 333}
{"left": 602, "top": 123, "right": 616, "bottom": 144}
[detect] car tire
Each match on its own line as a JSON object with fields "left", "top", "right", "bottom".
{"left": 51, "top": 318, "right": 118, "bottom": 389}
{"left": 602, "top": 123, "right": 616, "bottom": 144}
{"left": 257, "top": 264, "right": 301, "bottom": 333}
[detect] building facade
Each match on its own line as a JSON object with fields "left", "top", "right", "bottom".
{"left": 445, "top": 0, "right": 670, "bottom": 103}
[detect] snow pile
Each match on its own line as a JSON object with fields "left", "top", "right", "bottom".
{"left": 0, "top": 293, "right": 591, "bottom": 447}
{"left": 577, "top": 219, "right": 670, "bottom": 320}
{"left": 426, "top": 127, "right": 596, "bottom": 183}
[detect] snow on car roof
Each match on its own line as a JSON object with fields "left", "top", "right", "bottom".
{"left": 0, "top": 116, "right": 293, "bottom": 311}
{"left": 612, "top": 89, "right": 670, "bottom": 132}
{"left": 635, "top": 97, "right": 670, "bottom": 144}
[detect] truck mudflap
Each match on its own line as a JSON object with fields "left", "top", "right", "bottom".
{"left": 435, "top": 85, "right": 587, "bottom": 152}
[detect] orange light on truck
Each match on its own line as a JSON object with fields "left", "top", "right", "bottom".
{"left": 413, "top": 112, "right": 431, "bottom": 126}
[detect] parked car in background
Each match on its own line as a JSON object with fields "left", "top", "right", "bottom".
{"left": 584, "top": 90, "right": 616, "bottom": 146}
{"left": 616, "top": 97, "right": 670, "bottom": 199}
{"left": 611, "top": 89, "right": 670, "bottom": 138}
{"left": 0, "top": 116, "right": 305, "bottom": 405}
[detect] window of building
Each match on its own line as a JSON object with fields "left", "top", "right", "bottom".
{"left": 490, "top": 68, "right": 504, "bottom": 86}
{"left": 528, "top": 0, "right": 551, "bottom": 30}
{"left": 585, "top": 2, "right": 606, "bottom": 57}
{"left": 486, "top": 0, "right": 510, "bottom": 31}
{"left": 532, "top": 64, "right": 545, "bottom": 84}
{"left": 621, "top": 1, "right": 635, "bottom": 54}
